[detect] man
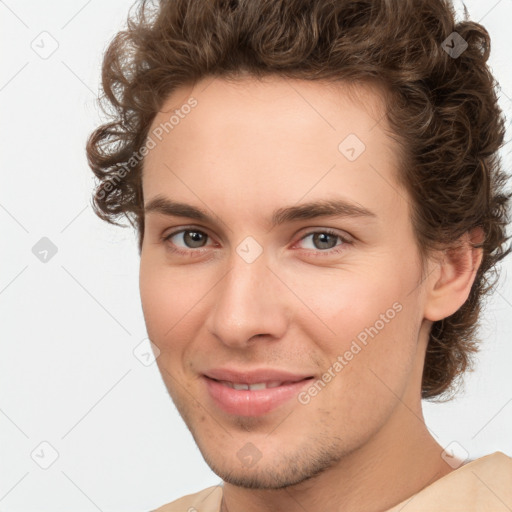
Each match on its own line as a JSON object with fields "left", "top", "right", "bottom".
{"left": 86, "top": 0, "right": 512, "bottom": 510}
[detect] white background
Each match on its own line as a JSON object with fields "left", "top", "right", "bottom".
{"left": 1, "top": 1, "right": 511, "bottom": 511}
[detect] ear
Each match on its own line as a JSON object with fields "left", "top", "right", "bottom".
{"left": 423, "top": 227, "right": 484, "bottom": 322}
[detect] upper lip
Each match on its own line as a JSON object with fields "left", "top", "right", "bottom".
{"left": 203, "top": 368, "right": 314, "bottom": 384}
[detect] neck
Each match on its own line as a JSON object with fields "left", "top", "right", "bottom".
{"left": 221, "top": 342, "right": 455, "bottom": 512}
{"left": 222, "top": 407, "right": 453, "bottom": 512}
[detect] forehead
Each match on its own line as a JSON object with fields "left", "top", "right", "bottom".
{"left": 142, "top": 76, "right": 406, "bottom": 227}
{"left": 146, "top": 76, "right": 392, "bottom": 149}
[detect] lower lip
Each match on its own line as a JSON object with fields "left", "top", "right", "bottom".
{"left": 203, "top": 376, "right": 312, "bottom": 416}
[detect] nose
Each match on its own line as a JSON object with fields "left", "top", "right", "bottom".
{"left": 205, "top": 251, "right": 290, "bottom": 349}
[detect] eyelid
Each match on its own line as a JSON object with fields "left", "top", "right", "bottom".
{"left": 294, "top": 226, "right": 353, "bottom": 243}
{"left": 162, "top": 225, "right": 352, "bottom": 258}
{"left": 162, "top": 225, "right": 352, "bottom": 241}
{"left": 162, "top": 226, "right": 216, "bottom": 246}
{"left": 292, "top": 228, "right": 352, "bottom": 253}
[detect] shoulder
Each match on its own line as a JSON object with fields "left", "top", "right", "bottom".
{"left": 387, "top": 452, "right": 512, "bottom": 512}
{"left": 448, "top": 451, "right": 512, "bottom": 496}
{"left": 470, "top": 450, "right": 512, "bottom": 475}
{"left": 151, "top": 485, "right": 223, "bottom": 512}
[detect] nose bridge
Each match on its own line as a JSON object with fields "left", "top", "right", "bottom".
{"left": 206, "top": 250, "right": 289, "bottom": 347}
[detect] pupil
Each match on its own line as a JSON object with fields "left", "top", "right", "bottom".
{"left": 314, "top": 233, "right": 336, "bottom": 250}
{"left": 185, "top": 231, "right": 206, "bottom": 248}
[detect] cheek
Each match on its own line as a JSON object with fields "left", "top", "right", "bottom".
{"left": 139, "top": 268, "right": 167, "bottom": 336}
{"left": 139, "top": 257, "right": 217, "bottom": 359}
{"left": 139, "top": 258, "right": 188, "bottom": 343}
{"left": 283, "top": 254, "right": 422, "bottom": 377}
{"left": 284, "top": 265, "right": 408, "bottom": 339}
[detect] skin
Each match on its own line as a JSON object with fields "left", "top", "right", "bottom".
{"left": 139, "top": 76, "right": 483, "bottom": 512}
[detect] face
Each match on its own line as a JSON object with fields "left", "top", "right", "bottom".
{"left": 139, "top": 76, "right": 431, "bottom": 489}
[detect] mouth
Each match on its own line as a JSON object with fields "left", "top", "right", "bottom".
{"left": 212, "top": 379, "right": 307, "bottom": 390}
{"left": 202, "top": 374, "right": 315, "bottom": 416}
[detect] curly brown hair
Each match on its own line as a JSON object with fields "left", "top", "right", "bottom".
{"left": 86, "top": 0, "right": 511, "bottom": 400}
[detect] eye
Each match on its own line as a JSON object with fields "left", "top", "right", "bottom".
{"left": 161, "top": 227, "right": 351, "bottom": 258}
{"left": 295, "top": 229, "right": 350, "bottom": 255}
{"left": 162, "top": 228, "right": 214, "bottom": 256}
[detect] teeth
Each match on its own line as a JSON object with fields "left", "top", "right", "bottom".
{"left": 219, "top": 380, "right": 285, "bottom": 390}
{"left": 247, "top": 382, "right": 266, "bottom": 390}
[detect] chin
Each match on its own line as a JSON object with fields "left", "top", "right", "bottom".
{"left": 198, "top": 438, "right": 342, "bottom": 490}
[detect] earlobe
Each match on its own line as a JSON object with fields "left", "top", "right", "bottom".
{"left": 424, "top": 227, "right": 484, "bottom": 322}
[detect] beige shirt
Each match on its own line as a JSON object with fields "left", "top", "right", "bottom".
{"left": 153, "top": 452, "right": 512, "bottom": 512}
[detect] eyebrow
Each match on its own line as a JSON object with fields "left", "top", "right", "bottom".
{"left": 144, "top": 195, "right": 377, "bottom": 229}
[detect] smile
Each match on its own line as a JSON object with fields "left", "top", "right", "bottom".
{"left": 216, "top": 380, "right": 296, "bottom": 390}
{"left": 203, "top": 375, "right": 314, "bottom": 416}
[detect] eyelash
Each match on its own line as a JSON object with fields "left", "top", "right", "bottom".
{"left": 161, "top": 227, "right": 351, "bottom": 258}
